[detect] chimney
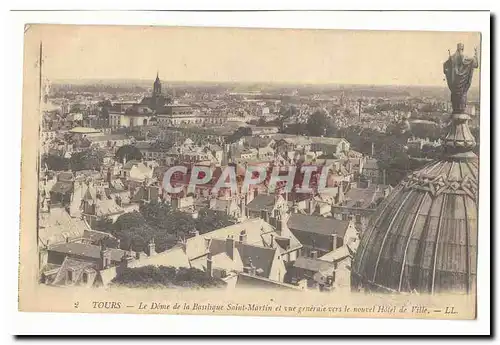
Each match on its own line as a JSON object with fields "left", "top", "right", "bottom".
{"left": 276, "top": 212, "right": 284, "bottom": 235}
{"left": 308, "top": 198, "right": 314, "bottom": 215}
{"left": 206, "top": 252, "right": 213, "bottom": 278}
{"left": 239, "top": 197, "right": 246, "bottom": 219}
{"left": 147, "top": 238, "right": 156, "bottom": 256}
{"left": 243, "top": 258, "right": 256, "bottom": 275}
{"left": 371, "top": 142, "right": 375, "bottom": 157}
{"left": 120, "top": 253, "right": 133, "bottom": 270}
{"left": 332, "top": 234, "right": 338, "bottom": 251}
{"left": 310, "top": 250, "right": 318, "bottom": 260}
{"left": 225, "top": 236, "right": 235, "bottom": 260}
{"left": 100, "top": 246, "right": 112, "bottom": 270}
{"left": 260, "top": 209, "right": 269, "bottom": 223}
{"left": 239, "top": 230, "right": 247, "bottom": 243}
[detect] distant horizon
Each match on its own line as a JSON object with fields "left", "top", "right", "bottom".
{"left": 50, "top": 77, "right": 480, "bottom": 91}
{"left": 27, "top": 25, "right": 481, "bottom": 88}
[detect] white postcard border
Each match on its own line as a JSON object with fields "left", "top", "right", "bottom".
{"left": 5, "top": 10, "right": 491, "bottom": 336}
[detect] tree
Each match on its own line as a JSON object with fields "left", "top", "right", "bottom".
{"left": 306, "top": 111, "right": 332, "bottom": 137}
{"left": 140, "top": 202, "right": 173, "bottom": 228}
{"left": 115, "top": 145, "right": 142, "bottom": 163}
{"left": 41, "top": 153, "right": 70, "bottom": 171}
{"left": 70, "top": 148, "right": 104, "bottom": 171}
{"left": 99, "top": 107, "right": 110, "bottom": 121}
{"left": 195, "top": 208, "right": 236, "bottom": 234}
{"left": 111, "top": 266, "right": 226, "bottom": 289}
{"left": 283, "top": 122, "right": 308, "bottom": 136}
{"left": 112, "top": 211, "right": 169, "bottom": 252}
{"left": 112, "top": 203, "right": 237, "bottom": 254}
{"left": 93, "top": 217, "right": 114, "bottom": 232}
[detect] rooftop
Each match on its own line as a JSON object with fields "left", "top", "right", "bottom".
{"left": 293, "top": 256, "right": 335, "bottom": 272}
{"left": 287, "top": 214, "right": 350, "bottom": 238}
{"left": 246, "top": 195, "right": 277, "bottom": 212}
{"left": 69, "top": 127, "right": 101, "bottom": 134}
{"left": 48, "top": 242, "right": 126, "bottom": 262}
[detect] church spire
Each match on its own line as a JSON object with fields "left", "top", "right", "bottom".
{"left": 153, "top": 71, "right": 162, "bottom": 96}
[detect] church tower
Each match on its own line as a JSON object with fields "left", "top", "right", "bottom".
{"left": 153, "top": 71, "right": 162, "bottom": 97}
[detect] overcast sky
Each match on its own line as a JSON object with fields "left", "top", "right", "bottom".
{"left": 25, "top": 25, "right": 481, "bottom": 87}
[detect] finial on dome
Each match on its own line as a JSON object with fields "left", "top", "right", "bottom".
{"left": 442, "top": 44, "right": 479, "bottom": 156}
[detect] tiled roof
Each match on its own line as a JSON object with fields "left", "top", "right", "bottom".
{"left": 185, "top": 218, "right": 274, "bottom": 260}
{"left": 88, "top": 134, "right": 129, "bottom": 142}
{"left": 49, "top": 242, "right": 126, "bottom": 262}
{"left": 209, "top": 199, "right": 237, "bottom": 212}
{"left": 235, "top": 273, "right": 303, "bottom": 291}
{"left": 318, "top": 245, "right": 354, "bottom": 263}
{"left": 191, "top": 252, "right": 239, "bottom": 273}
{"left": 95, "top": 199, "right": 125, "bottom": 217}
{"left": 235, "top": 242, "right": 276, "bottom": 279}
{"left": 69, "top": 127, "right": 100, "bottom": 134}
{"left": 343, "top": 186, "right": 385, "bottom": 209}
{"left": 83, "top": 184, "right": 97, "bottom": 201}
{"left": 246, "top": 195, "right": 276, "bottom": 212}
{"left": 293, "top": 256, "right": 335, "bottom": 272}
{"left": 287, "top": 214, "right": 350, "bottom": 237}
{"left": 51, "top": 257, "right": 96, "bottom": 286}
{"left": 38, "top": 208, "right": 89, "bottom": 246}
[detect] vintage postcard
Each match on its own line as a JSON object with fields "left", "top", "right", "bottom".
{"left": 18, "top": 22, "right": 486, "bottom": 321}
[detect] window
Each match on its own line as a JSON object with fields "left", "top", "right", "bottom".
{"left": 67, "top": 270, "right": 73, "bottom": 282}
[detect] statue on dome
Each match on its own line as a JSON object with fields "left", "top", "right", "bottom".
{"left": 443, "top": 43, "right": 479, "bottom": 113}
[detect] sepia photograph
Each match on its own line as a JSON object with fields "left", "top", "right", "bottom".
{"left": 15, "top": 13, "right": 490, "bottom": 330}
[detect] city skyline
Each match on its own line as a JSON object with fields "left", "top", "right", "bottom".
{"left": 28, "top": 25, "right": 481, "bottom": 87}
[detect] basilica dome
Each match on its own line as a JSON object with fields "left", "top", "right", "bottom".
{"left": 351, "top": 149, "right": 478, "bottom": 294}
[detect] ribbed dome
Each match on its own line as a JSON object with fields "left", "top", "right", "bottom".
{"left": 351, "top": 44, "right": 480, "bottom": 295}
{"left": 351, "top": 153, "right": 478, "bottom": 294}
